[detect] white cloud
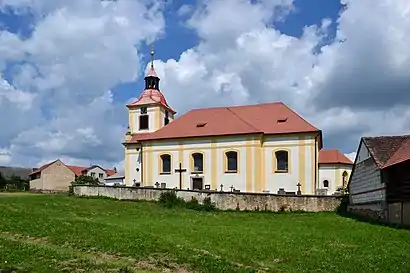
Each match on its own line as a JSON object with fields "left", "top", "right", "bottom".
{"left": 3, "top": 0, "right": 410, "bottom": 169}
{"left": 345, "top": 152, "right": 356, "bottom": 162}
{"left": 0, "top": 148, "right": 12, "bottom": 165}
{"left": 0, "top": 0, "right": 165, "bottom": 168}
{"left": 344, "top": 152, "right": 357, "bottom": 163}
{"left": 177, "top": 4, "right": 192, "bottom": 17}
{"left": 155, "top": 0, "right": 410, "bottom": 155}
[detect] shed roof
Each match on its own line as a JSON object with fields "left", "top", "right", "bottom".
{"left": 362, "top": 135, "right": 410, "bottom": 169}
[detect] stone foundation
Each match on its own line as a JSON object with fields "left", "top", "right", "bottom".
{"left": 348, "top": 202, "right": 388, "bottom": 222}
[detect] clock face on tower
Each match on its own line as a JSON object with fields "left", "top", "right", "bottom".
{"left": 140, "top": 107, "right": 147, "bottom": 114}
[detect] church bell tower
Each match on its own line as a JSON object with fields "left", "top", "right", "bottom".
{"left": 123, "top": 45, "right": 177, "bottom": 186}
{"left": 125, "top": 45, "right": 176, "bottom": 138}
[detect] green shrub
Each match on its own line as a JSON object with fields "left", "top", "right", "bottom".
{"left": 202, "top": 197, "right": 216, "bottom": 211}
{"left": 336, "top": 195, "right": 349, "bottom": 215}
{"left": 158, "top": 192, "right": 217, "bottom": 211}
{"left": 186, "top": 196, "right": 202, "bottom": 210}
{"left": 68, "top": 184, "right": 74, "bottom": 196}
{"left": 158, "top": 191, "right": 185, "bottom": 208}
{"left": 68, "top": 175, "right": 101, "bottom": 196}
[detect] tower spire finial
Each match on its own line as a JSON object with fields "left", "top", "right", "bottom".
{"left": 150, "top": 42, "right": 155, "bottom": 68}
{"left": 145, "top": 41, "right": 159, "bottom": 89}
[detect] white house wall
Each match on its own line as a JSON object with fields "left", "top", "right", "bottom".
{"left": 86, "top": 166, "right": 108, "bottom": 183}
{"left": 104, "top": 178, "right": 125, "bottom": 186}
{"left": 356, "top": 140, "right": 372, "bottom": 163}
{"left": 349, "top": 140, "right": 385, "bottom": 204}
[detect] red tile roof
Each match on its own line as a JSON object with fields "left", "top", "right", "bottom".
{"left": 106, "top": 169, "right": 116, "bottom": 176}
{"left": 127, "top": 102, "right": 320, "bottom": 142}
{"left": 126, "top": 89, "right": 176, "bottom": 114}
{"left": 30, "top": 160, "right": 116, "bottom": 177}
{"left": 362, "top": 135, "right": 410, "bottom": 169}
{"left": 66, "top": 165, "right": 87, "bottom": 176}
{"left": 319, "top": 149, "right": 353, "bottom": 165}
{"left": 28, "top": 159, "right": 59, "bottom": 175}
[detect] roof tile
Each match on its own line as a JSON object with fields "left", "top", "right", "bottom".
{"left": 363, "top": 135, "right": 410, "bottom": 168}
{"left": 128, "top": 102, "right": 319, "bottom": 142}
{"left": 319, "top": 149, "right": 353, "bottom": 165}
{"left": 381, "top": 138, "right": 410, "bottom": 168}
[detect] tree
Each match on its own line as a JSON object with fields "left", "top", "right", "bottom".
{"left": 72, "top": 175, "right": 100, "bottom": 186}
{"left": 0, "top": 173, "right": 29, "bottom": 191}
{"left": 68, "top": 175, "right": 101, "bottom": 196}
{"left": 0, "top": 172, "right": 6, "bottom": 190}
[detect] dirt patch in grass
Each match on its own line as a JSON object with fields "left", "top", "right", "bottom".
{"left": 0, "top": 232, "right": 191, "bottom": 273}
{"left": 329, "top": 242, "right": 358, "bottom": 249}
{"left": 0, "top": 192, "right": 41, "bottom": 197}
{"left": 191, "top": 248, "right": 267, "bottom": 272}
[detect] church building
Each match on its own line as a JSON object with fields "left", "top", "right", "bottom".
{"left": 122, "top": 50, "right": 352, "bottom": 195}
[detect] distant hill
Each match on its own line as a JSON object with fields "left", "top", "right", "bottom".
{"left": 0, "top": 166, "right": 34, "bottom": 179}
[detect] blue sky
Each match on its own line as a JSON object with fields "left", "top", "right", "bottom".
{"left": 0, "top": 0, "right": 344, "bottom": 105}
{"left": 128, "top": 0, "right": 344, "bottom": 104}
{"left": 2, "top": 0, "right": 408, "bottom": 167}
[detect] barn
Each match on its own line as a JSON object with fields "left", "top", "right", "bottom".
{"left": 348, "top": 135, "right": 410, "bottom": 226}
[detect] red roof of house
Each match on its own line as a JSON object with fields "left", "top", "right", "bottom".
{"left": 106, "top": 169, "right": 116, "bottom": 176}
{"left": 319, "top": 149, "right": 353, "bottom": 165}
{"left": 363, "top": 135, "right": 410, "bottom": 169}
{"left": 30, "top": 160, "right": 116, "bottom": 177}
{"left": 66, "top": 165, "right": 87, "bottom": 176}
{"left": 28, "top": 159, "right": 59, "bottom": 175}
{"left": 126, "top": 102, "right": 320, "bottom": 142}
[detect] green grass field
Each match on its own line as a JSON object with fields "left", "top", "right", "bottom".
{"left": 1, "top": 193, "right": 410, "bottom": 273}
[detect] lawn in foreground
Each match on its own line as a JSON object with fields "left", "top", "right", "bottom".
{"left": 0, "top": 194, "right": 410, "bottom": 273}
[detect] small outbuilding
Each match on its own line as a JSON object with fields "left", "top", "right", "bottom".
{"left": 348, "top": 135, "right": 410, "bottom": 226}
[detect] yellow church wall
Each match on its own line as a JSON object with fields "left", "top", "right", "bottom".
{"left": 318, "top": 164, "right": 352, "bottom": 195}
{"left": 262, "top": 133, "right": 317, "bottom": 194}
{"left": 142, "top": 135, "right": 255, "bottom": 192}
{"left": 125, "top": 131, "right": 321, "bottom": 193}
{"left": 124, "top": 143, "right": 143, "bottom": 186}
{"left": 128, "top": 105, "right": 174, "bottom": 134}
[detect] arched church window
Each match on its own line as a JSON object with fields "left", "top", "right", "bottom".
{"left": 342, "top": 171, "right": 348, "bottom": 187}
{"left": 323, "top": 180, "right": 329, "bottom": 188}
{"left": 160, "top": 154, "right": 171, "bottom": 174}
{"left": 275, "top": 150, "right": 289, "bottom": 172}
{"left": 225, "top": 151, "right": 238, "bottom": 172}
{"left": 191, "top": 153, "right": 204, "bottom": 173}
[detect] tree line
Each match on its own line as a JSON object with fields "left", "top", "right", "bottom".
{"left": 0, "top": 172, "right": 29, "bottom": 191}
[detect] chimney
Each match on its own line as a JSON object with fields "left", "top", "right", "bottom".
{"left": 114, "top": 167, "right": 117, "bottom": 173}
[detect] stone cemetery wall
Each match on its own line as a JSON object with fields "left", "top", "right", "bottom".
{"left": 73, "top": 185, "right": 342, "bottom": 212}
